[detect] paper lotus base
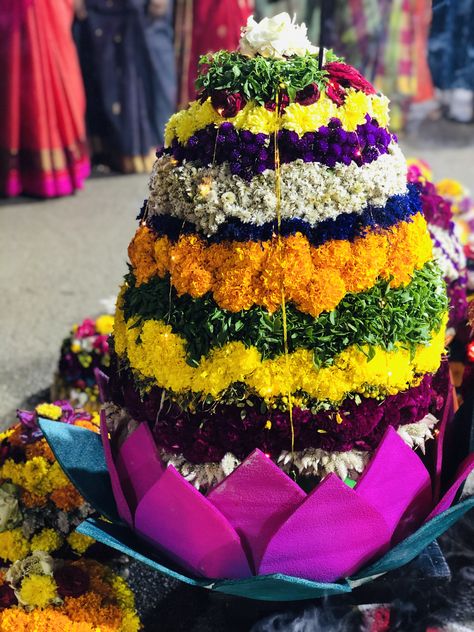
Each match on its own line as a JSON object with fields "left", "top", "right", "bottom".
{"left": 38, "top": 389, "right": 474, "bottom": 601}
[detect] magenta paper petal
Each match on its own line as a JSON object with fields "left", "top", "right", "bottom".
{"left": 100, "top": 412, "right": 133, "bottom": 525}
{"left": 135, "top": 465, "right": 252, "bottom": 579}
{"left": 94, "top": 368, "right": 110, "bottom": 403}
{"left": 426, "top": 453, "right": 474, "bottom": 522}
{"left": 207, "top": 449, "right": 306, "bottom": 570}
{"left": 258, "top": 473, "right": 391, "bottom": 582}
{"left": 116, "top": 423, "right": 165, "bottom": 511}
{"left": 355, "top": 426, "right": 432, "bottom": 536}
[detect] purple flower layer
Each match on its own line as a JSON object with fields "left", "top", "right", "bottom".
{"left": 163, "top": 116, "right": 393, "bottom": 181}
{"left": 108, "top": 366, "right": 443, "bottom": 464}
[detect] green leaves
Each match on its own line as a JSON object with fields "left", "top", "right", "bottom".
{"left": 195, "top": 51, "right": 340, "bottom": 104}
{"left": 121, "top": 261, "right": 447, "bottom": 367}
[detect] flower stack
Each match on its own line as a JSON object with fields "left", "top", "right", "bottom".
{"left": 52, "top": 315, "right": 114, "bottom": 411}
{"left": 56, "top": 14, "right": 474, "bottom": 587}
{"left": 0, "top": 402, "right": 141, "bottom": 630}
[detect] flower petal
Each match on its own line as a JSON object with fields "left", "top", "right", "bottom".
{"left": 135, "top": 465, "right": 251, "bottom": 579}
{"left": 259, "top": 473, "right": 391, "bottom": 582}
{"left": 207, "top": 449, "right": 305, "bottom": 570}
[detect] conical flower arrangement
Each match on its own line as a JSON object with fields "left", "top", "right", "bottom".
{"left": 41, "top": 14, "right": 474, "bottom": 599}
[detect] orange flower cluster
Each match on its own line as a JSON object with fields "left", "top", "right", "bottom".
{"left": 129, "top": 215, "right": 433, "bottom": 316}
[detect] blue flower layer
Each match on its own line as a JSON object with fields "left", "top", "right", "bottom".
{"left": 142, "top": 184, "right": 421, "bottom": 247}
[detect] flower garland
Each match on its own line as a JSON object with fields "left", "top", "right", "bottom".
{"left": 163, "top": 116, "right": 393, "bottom": 180}
{"left": 0, "top": 553, "right": 140, "bottom": 631}
{"left": 113, "top": 301, "right": 446, "bottom": 403}
{"left": 107, "top": 367, "right": 439, "bottom": 463}
{"left": 159, "top": 414, "right": 439, "bottom": 489}
{"left": 121, "top": 261, "right": 447, "bottom": 365}
{"left": 164, "top": 91, "right": 390, "bottom": 146}
{"left": 128, "top": 214, "right": 433, "bottom": 315}
{"left": 0, "top": 403, "right": 98, "bottom": 563}
{"left": 148, "top": 145, "right": 407, "bottom": 235}
{"left": 52, "top": 315, "right": 114, "bottom": 412}
{"left": 144, "top": 183, "right": 422, "bottom": 247}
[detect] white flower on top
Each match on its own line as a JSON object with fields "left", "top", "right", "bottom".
{"left": 239, "top": 13, "right": 319, "bottom": 59}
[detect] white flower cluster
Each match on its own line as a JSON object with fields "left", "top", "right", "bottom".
{"left": 429, "top": 223, "right": 466, "bottom": 282}
{"left": 148, "top": 144, "right": 407, "bottom": 236}
{"left": 160, "top": 413, "right": 438, "bottom": 490}
{"left": 239, "top": 13, "right": 319, "bottom": 59}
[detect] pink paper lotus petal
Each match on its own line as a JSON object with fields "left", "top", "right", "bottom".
{"left": 135, "top": 465, "right": 252, "bottom": 579}
{"left": 259, "top": 473, "right": 391, "bottom": 582}
{"left": 355, "top": 426, "right": 432, "bottom": 537}
{"left": 100, "top": 412, "right": 133, "bottom": 525}
{"left": 426, "top": 453, "right": 474, "bottom": 522}
{"left": 94, "top": 368, "right": 110, "bottom": 403}
{"left": 116, "top": 423, "right": 165, "bottom": 510}
{"left": 207, "top": 449, "right": 306, "bottom": 570}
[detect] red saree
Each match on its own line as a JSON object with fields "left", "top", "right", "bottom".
{"left": 0, "top": 0, "right": 89, "bottom": 197}
{"left": 175, "top": 0, "right": 253, "bottom": 108}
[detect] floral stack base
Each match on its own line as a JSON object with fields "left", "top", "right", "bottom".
{"left": 0, "top": 402, "right": 141, "bottom": 630}
{"left": 51, "top": 315, "right": 114, "bottom": 412}
{"left": 41, "top": 14, "right": 474, "bottom": 600}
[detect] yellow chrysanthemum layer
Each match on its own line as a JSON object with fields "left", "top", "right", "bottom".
{"left": 114, "top": 305, "right": 446, "bottom": 403}
{"left": 165, "top": 90, "right": 390, "bottom": 146}
{"left": 128, "top": 214, "right": 433, "bottom": 316}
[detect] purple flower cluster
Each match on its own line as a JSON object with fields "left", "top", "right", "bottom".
{"left": 167, "top": 116, "right": 393, "bottom": 181}
{"left": 108, "top": 367, "right": 439, "bottom": 465}
{"left": 147, "top": 184, "right": 421, "bottom": 248}
{"left": 447, "top": 277, "right": 468, "bottom": 329}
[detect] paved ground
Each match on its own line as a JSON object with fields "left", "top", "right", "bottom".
{"left": 0, "top": 119, "right": 473, "bottom": 423}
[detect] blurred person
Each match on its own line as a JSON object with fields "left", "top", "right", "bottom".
{"left": 429, "top": 0, "right": 474, "bottom": 123}
{"left": 0, "top": 0, "right": 90, "bottom": 198}
{"left": 175, "top": 0, "right": 253, "bottom": 108}
{"left": 74, "top": 0, "right": 175, "bottom": 173}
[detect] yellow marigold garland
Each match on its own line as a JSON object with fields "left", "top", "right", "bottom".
{"left": 164, "top": 91, "right": 390, "bottom": 146}
{"left": 128, "top": 214, "right": 433, "bottom": 316}
{"left": 114, "top": 304, "right": 446, "bottom": 403}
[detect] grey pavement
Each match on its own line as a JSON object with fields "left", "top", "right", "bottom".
{"left": 0, "top": 121, "right": 474, "bottom": 424}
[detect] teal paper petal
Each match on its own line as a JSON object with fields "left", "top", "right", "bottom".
{"left": 351, "top": 495, "right": 474, "bottom": 581}
{"left": 39, "top": 419, "right": 120, "bottom": 523}
{"left": 78, "top": 518, "right": 351, "bottom": 601}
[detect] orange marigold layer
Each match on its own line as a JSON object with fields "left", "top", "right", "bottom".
{"left": 128, "top": 215, "right": 433, "bottom": 316}
{"left": 50, "top": 484, "right": 84, "bottom": 511}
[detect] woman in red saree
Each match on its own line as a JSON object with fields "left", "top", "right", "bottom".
{"left": 0, "top": 0, "right": 89, "bottom": 198}
{"left": 175, "top": 0, "right": 254, "bottom": 108}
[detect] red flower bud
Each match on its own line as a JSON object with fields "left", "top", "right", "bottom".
{"left": 324, "top": 62, "right": 376, "bottom": 95}
{"left": 211, "top": 90, "right": 246, "bottom": 118}
{"left": 295, "top": 82, "right": 320, "bottom": 106}
{"left": 325, "top": 79, "right": 346, "bottom": 106}
{"left": 264, "top": 91, "right": 290, "bottom": 113}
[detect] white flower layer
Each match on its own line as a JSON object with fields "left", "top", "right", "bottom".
{"left": 148, "top": 143, "right": 407, "bottom": 237}
{"left": 161, "top": 413, "right": 438, "bottom": 491}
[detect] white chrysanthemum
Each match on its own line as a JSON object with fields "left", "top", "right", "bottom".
{"left": 239, "top": 13, "right": 319, "bottom": 59}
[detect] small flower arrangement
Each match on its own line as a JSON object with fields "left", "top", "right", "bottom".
{"left": 0, "top": 402, "right": 99, "bottom": 563}
{"left": 0, "top": 552, "right": 140, "bottom": 631}
{"left": 52, "top": 315, "right": 114, "bottom": 411}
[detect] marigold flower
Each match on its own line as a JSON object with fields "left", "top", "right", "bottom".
{"left": 18, "top": 574, "right": 58, "bottom": 608}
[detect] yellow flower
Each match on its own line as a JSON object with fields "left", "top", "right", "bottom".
{"left": 30, "top": 528, "right": 63, "bottom": 553}
{"left": 71, "top": 341, "right": 81, "bottom": 354}
{"left": 95, "top": 314, "right": 114, "bottom": 335}
{"left": 18, "top": 574, "right": 58, "bottom": 608}
{"left": 338, "top": 89, "right": 370, "bottom": 131}
{"left": 0, "top": 528, "right": 30, "bottom": 562}
{"left": 121, "top": 611, "right": 141, "bottom": 632}
{"left": 368, "top": 93, "right": 390, "bottom": 127}
{"left": 116, "top": 310, "right": 446, "bottom": 404}
{"left": 67, "top": 532, "right": 95, "bottom": 554}
{"left": 35, "top": 403, "right": 62, "bottom": 421}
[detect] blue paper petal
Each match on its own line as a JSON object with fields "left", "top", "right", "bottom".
{"left": 39, "top": 419, "right": 120, "bottom": 523}
{"left": 78, "top": 518, "right": 351, "bottom": 601}
{"left": 351, "top": 495, "right": 474, "bottom": 581}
